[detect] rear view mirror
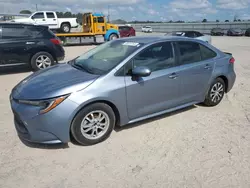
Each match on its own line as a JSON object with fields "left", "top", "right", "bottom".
{"left": 132, "top": 66, "right": 151, "bottom": 77}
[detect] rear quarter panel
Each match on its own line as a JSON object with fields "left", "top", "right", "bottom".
{"left": 58, "top": 18, "right": 78, "bottom": 27}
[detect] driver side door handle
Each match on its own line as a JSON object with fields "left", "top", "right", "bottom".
{"left": 169, "top": 73, "right": 178, "bottom": 79}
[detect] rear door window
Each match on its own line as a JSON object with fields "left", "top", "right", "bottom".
{"left": 2, "top": 25, "right": 31, "bottom": 39}
{"left": 199, "top": 44, "right": 217, "bottom": 60}
{"left": 46, "top": 12, "right": 55, "bottom": 18}
{"left": 177, "top": 41, "right": 201, "bottom": 65}
{"left": 119, "top": 26, "right": 130, "bottom": 31}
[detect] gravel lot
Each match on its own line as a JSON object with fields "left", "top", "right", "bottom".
{"left": 0, "top": 34, "right": 250, "bottom": 188}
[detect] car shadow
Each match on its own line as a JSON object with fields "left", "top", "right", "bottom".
{"left": 0, "top": 66, "right": 31, "bottom": 75}
{"left": 114, "top": 105, "right": 197, "bottom": 132}
{"left": 19, "top": 137, "right": 69, "bottom": 149}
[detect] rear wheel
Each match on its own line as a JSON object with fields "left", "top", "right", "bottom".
{"left": 61, "top": 23, "right": 71, "bottom": 33}
{"left": 30, "top": 52, "right": 55, "bottom": 71}
{"left": 71, "top": 103, "right": 116, "bottom": 146}
{"left": 203, "top": 78, "right": 225, "bottom": 106}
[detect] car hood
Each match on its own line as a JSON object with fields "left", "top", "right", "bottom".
{"left": 11, "top": 63, "right": 100, "bottom": 100}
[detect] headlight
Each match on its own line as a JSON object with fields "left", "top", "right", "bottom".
{"left": 18, "top": 95, "right": 69, "bottom": 114}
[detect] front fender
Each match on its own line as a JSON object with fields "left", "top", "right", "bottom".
{"left": 104, "top": 29, "right": 119, "bottom": 41}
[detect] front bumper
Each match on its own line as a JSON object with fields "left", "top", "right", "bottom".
{"left": 10, "top": 96, "right": 79, "bottom": 144}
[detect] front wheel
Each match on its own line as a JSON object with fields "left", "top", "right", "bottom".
{"left": 203, "top": 78, "right": 225, "bottom": 106}
{"left": 109, "top": 33, "right": 118, "bottom": 41}
{"left": 71, "top": 103, "right": 116, "bottom": 146}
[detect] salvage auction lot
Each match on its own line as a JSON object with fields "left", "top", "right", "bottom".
{"left": 0, "top": 34, "right": 250, "bottom": 188}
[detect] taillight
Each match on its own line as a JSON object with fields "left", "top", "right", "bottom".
{"left": 50, "top": 38, "right": 61, "bottom": 45}
{"left": 229, "top": 57, "right": 235, "bottom": 64}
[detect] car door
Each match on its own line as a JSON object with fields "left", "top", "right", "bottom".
{"left": 31, "top": 12, "right": 46, "bottom": 26}
{"left": 124, "top": 41, "right": 181, "bottom": 120}
{"left": 175, "top": 41, "right": 216, "bottom": 104}
{"left": 0, "top": 24, "right": 33, "bottom": 65}
{"left": 45, "top": 12, "right": 58, "bottom": 29}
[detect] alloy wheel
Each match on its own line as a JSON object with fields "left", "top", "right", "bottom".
{"left": 80, "top": 110, "right": 110, "bottom": 140}
{"left": 36, "top": 55, "right": 52, "bottom": 69}
{"left": 210, "top": 82, "right": 224, "bottom": 103}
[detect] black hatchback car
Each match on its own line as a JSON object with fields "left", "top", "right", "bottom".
{"left": 0, "top": 23, "right": 65, "bottom": 71}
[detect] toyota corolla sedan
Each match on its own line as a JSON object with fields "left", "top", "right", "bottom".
{"left": 10, "top": 36, "right": 236, "bottom": 146}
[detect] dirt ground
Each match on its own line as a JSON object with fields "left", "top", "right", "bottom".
{"left": 0, "top": 34, "right": 250, "bottom": 188}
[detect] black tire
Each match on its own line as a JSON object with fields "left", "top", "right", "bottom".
{"left": 30, "top": 51, "right": 55, "bottom": 71}
{"left": 71, "top": 103, "right": 116, "bottom": 146}
{"left": 108, "top": 33, "right": 118, "bottom": 41}
{"left": 61, "top": 23, "right": 71, "bottom": 33}
{"left": 203, "top": 77, "right": 225, "bottom": 107}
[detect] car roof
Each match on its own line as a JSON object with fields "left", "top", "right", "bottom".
{"left": 116, "top": 36, "right": 203, "bottom": 44}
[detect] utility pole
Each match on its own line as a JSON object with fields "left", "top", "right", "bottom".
{"left": 108, "top": 5, "right": 110, "bottom": 23}
{"left": 36, "top": 4, "right": 38, "bottom": 11}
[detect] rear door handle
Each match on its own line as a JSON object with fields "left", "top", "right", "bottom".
{"left": 169, "top": 73, "right": 178, "bottom": 79}
{"left": 53, "top": 19, "right": 56, "bottom": 21}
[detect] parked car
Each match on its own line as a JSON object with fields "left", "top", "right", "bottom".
{"left": 118, "top": 25, "right": 136, "bottom": 37}
{"left": 166, "top": 31, "right": 212, "bottom": 44}
{"left": 10, "top": 36, "right": 236, "bottom": 146}
{"left": 245, "top": 28, "right": 250, "bottom": 36}
{"left": 12, "top": 11, "right": 78, "bottom": 33}
{"left": 211, "top": 28, "right": 224, "bottom": 36}
{"left": 0, "top": 23, "right": 65, "bottom": 71}
{"left": 227, "top": 28, "right": 244, "bottom": 36}
{"left": 141, "top": 26, "right": 152, "bottom": 33}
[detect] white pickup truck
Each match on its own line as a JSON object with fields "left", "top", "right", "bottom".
{"left": 12, "top": 11, "right": 78, "bottom": 33}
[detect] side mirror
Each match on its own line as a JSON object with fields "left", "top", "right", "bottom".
{"left": 131, "top": 66, "right": 151, "bottom": 77}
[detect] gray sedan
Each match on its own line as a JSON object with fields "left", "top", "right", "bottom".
{"left": 10, "top": 36, "right": 236, "bottom": 146}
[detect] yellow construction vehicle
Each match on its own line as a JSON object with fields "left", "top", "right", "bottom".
{"left": 56, "top": 12, "right": 120, "bottom": 45}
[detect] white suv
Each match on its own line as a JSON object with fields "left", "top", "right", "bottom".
{"left": 141, "top": 26, "right": 153, "bottom": 33}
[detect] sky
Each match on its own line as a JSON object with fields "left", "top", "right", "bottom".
{"left": 0, "top": 0, "right": 250, "bottom": 21}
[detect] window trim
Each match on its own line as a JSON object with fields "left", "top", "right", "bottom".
{"left": 115, "top": 41, "right": 177, "bottom": 77}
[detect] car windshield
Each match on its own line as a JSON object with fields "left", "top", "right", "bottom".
{"left": 72, "top": 40, "right": 144, "bottom": 75}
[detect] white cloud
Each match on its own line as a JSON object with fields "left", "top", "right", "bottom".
{"left": 0, "top": 0, "right": 143, "bottom": 13}
{"left": 170, "top": 0, "right": 212, "bottom": 9}
{"left": 216, "top": 0, "right": 250, "bottom": 10}
{"left": 164, "top": 0, "right": 217, "bottom": 20}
